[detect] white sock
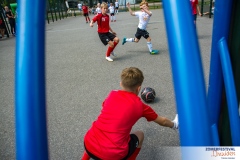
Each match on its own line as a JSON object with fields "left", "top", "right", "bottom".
{"left": 126, "top": 38, "right": 134, "bottom": 42}
{"left": 114, "top": 16, "right": 116, "bottom": 20}
{"left": 147, "top": 42, "right": 152, "bottom": 52}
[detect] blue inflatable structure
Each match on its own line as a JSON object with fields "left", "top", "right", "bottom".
{"left": 15, "top": 0, "right": 240, "bottom": 159}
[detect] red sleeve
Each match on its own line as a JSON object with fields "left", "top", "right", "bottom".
{"left": 92, "top": 14, "right": 100, "bottom": 23}
{"left": 142, "top": 103, "right": 158, "bottom": 121}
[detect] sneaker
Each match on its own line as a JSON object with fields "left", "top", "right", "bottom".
{"left": 114, "top": 20, "right": 116, "bottom": 22}
{"left": 106, "top": 56, "right": 113, "bottom": 62}
{"left": 150, "top": 49, "right": 159, "bottom": 55}
{"left": 122, "top": 37, "right": 126, "bottom": 45}
{"left": 111, "top": 52, "right": 117, "bottom": 57}
{"left": 111, "top": 20, "right": 113, "bottom": 22}
{"left": 86, "top": 21, "right": 88, "bottom": 23}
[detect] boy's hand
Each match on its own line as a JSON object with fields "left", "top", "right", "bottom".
{"left": 172, "top": 114, "right": 179, "bottom": 129}
{"left": 90, "top": 22, "right": 94, "bottom": 27}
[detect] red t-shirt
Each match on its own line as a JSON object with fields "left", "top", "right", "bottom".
{"left": 92, "top": 13, "right": 110, "bottom": 33}
{"left": 190, "top": 0, "right": 198, "bottom": 15}
{"left": 84, "top": 90, "right": 158, "bottom": 159}
{"left": 82, "top": 5, "right": 88, "bottom": 14}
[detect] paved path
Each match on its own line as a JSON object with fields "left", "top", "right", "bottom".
{"left": 0, "top": 9, "right": 213, "bottom": 160}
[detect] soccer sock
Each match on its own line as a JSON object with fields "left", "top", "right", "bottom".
{"left": 88, "top": 17, "right": 90, "bottom": 21}
{"left": 126, "top": 38, "right": 135, "bottom": 42}
{"left": 106, "top": 46, "right": 114, "bottom": 57}
{"left": 147, "top": 41, "right": 152, "bottom": 52}
{"left": 128, "top": 148, "right": 141, "bottom": 160}
{"left": 85, "top": 17, "right": 87, "bottom": 22}
{"left": 81, "top": 151, "right": 91, "bottom": 160}
{"left": 114, "top": 16, "right": 116, "bottom": 21}
{"left": 113, "top": 41, "right": 118, "bottom": 50}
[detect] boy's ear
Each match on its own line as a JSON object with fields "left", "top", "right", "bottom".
{"left": 120, "top": 81, "right": 123, "bottom": 87}
{"left": 137, "top": 85, "right": 141, "bottom": 93}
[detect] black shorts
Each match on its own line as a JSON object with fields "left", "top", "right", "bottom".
{"left": 110, "top": 13, "right": 115, "bottom": 16}
{"left": 122, "top": 134, "right": 139, "bottom": 159}
{"left": 98, "top": 32, "right": 116, "bottom": 45}
{"left": 0, "top": 24, "right": 5, "bottom": 29}
{"left": 135, "top": 27, "right": 149, "bottom": 40}
{"left": 84, "top": 13, "right": 89, "bottom": 17}
{"left": 115, "top": 7, "right": 119, "bottom": 9}
{"left": 193, "top": 14, "right": 197, "bottom": 21}
{"left": 84, "top": 134, "right": 139, "bottom": 160}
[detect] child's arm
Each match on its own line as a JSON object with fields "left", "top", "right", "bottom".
{"left": 197, "top": 5, "right": 202, "bottom": 16}
{"left": 90, "top": 20, "right": 94, "bottom": 27}
{"left": 109, "top": 26, "right": 116, "bottom": 35}
{"left": 141, "top": 5, "right": 152, "bottom": 16}
{"left": 127, "top": 2, "right": 135, "bottom": 16}
{"left": 154, "top": 114, "right": 178, "bottom": 129}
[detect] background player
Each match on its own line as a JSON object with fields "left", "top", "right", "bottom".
{"left": 82, "top": 3, "right": 91, "bottom": 23}
{"left": 109, "top": 3, "right": 116, "bottom": 22}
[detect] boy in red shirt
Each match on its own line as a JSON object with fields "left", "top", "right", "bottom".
{"left": 89, "top": 2, "right": 119, "bottom": 62}
{"left": 82, "top": 67, "right": 179, "bottom": 159}
{"left": 82, "top": 3, "right": 91, "bottom": 23}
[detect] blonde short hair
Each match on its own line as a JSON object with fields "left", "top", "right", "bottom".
{"left": 121, "top": 67, "right": 144, "bottom": 90}
{"left": 101, "top": 2, "right": 108, "bottom": 8}
{"left": 140, "top": 1, "right": 149, "bottom": 7}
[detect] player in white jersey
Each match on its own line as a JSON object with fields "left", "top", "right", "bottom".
{"left": 115, "top": 0, "right": 119, "bottom": 14}
{"left": 108, "top": 3, "right": 116, "bottom": 22}
{"left": 95, "top": 3, "right": 102, "bottom": 14}
{"left": 122, "top": 1, "right": 158, "bottom": 55}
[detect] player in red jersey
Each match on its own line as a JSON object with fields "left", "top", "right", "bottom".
{"left": 89, "top": 2, "right": 119, "bottom": 62}
{"left": 81, "top": 67, "right": 179, "bottom": 159}
{"left": 82, "top": 3, "right": 91, "bottom": 23}
{"left": 190, "top": 0, "right": 202, "bottom": 25}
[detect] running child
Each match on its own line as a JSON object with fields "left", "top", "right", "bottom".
{"left": 82, "top": 3, "right": 91, "bottom": 23}
{"left": 122, "top": 2, "right": 158, "bottom": 55}
{"left": 89, "top": 2, "right": 119, "bottom": 62}
{"left": 81, "top": 67, "right": 179, "bottom": 160}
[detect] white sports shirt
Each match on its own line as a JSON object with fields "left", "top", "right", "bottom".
{"left": 78, "top": 3, "right": 82, "bottom": 9}
{"left": 96, "top": 7, "right": 101, "bottom": 14}
{"left": 115, "top": 2, "right": 119, "bottom": 7}
{"left": 108, "top": 6, "right": 115, "bottom": 14}
{"left": 135, "top": 11, "right": 152, "bottom": 30}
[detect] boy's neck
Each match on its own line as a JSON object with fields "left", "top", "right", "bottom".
{"left": 122, "top": 89, "right": 138, "bottom": 95}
